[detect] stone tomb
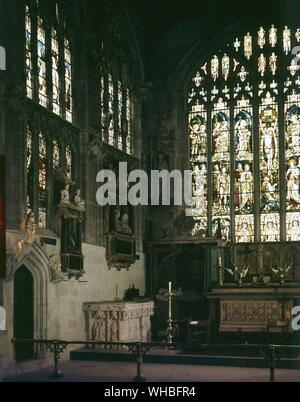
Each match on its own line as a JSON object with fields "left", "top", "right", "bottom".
{"left": 83, "top": 301, "right": 154, "bottom": 346}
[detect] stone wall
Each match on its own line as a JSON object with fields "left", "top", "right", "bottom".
{"left": 0, "top": 242, "right": 145, "bottom": 377}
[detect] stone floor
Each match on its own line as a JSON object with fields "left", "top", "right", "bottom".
{"left": 2, "top": 360, "right": 300, "bottom": 382}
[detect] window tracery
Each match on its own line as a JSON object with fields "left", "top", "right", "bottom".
{"left": 188, "top": 25, "right": 300, "bottom": 242}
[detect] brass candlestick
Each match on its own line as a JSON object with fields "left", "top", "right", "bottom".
{"left": 166, "top": 282, "right": 174, "bottom": 346}
{"left": 218, "top": 256, "right": 224, "bottom": 286}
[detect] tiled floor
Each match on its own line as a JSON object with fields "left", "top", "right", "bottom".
{"left": 2, "top": 360, "right": 300, "bottom": 382}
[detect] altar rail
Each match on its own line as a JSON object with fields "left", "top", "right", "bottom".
{"left": 12, "top": 338, "right": 300, "bottom": 382}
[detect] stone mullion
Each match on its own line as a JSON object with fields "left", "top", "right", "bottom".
{"left": 23, "top": 113, "right": 29, "bottom": 218}
{"left": 47, "top": 124, "right": 54, "bottom": 230}
{"left": 61, "top": 126, "right": 67, "bottom": 174}
{"left": 278, "top": 74, "right": 286, "bottom": 242}
{"left": 33, "top": 113, "right": 40, "bottom": 222}
{"left": 207, "top": 100, "right": 213, "bottom": 238}
{"left": 94, "top": 68, "right": 101, "bottom": 134}
{"left": 253, "top": 83, "right": 261, "bottom": 243}
{"left": 230, "top": 95, "right": 235, "bottom": 243}
{"left": 113, "top": 79, "right": 119, "bottom": 149}
{"left": 122, "top": 85, "right": 127, "bottom": 153}
{"left": 104, "top": 72, "right": 109, "bottom": 144}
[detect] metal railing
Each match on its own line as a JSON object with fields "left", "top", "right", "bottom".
{"left": 11, "top": 339, "right": 300, "bottom": 382}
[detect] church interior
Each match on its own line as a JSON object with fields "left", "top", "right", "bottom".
{"left": 0, "top": 0, "right": 300, "bottom": 382}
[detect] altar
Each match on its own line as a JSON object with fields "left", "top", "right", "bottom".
{"left": 83, "top": 300, "right": 154, "bottom": 344}
{"left": 207, "top": 286, "right": 300, "bottom": 332}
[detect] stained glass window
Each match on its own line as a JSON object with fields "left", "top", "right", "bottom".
{"left": 25, "top": 5, "right": 33, "bottom": 99}
{"left": 211, "top": 99, "right": 231, "bottom": 242}
{"left": 126, "top": 89, "right": 132, "bottom": 154}
{"left": 234, "top": 98, "right": 254, "bottom": 243}
{"left": 53, "top": 139, "right": 60, "bottom": 170}
{"left": 108, "top": 74, "right": 115, "bottom": 146}
{"left": 101, "top": 76, "right": 106, "bottom": 141}
{"left": 260, "top": 92, "right": 280, "bottom": 242}
{"left": 188, "top": 25, "right": 300, "bottom": 243}
{"left": 38, "top": 133, "right": 47, "bottom": 229}
{"left": 37, "top": 17, "right": 47, "bottom": 107}
{"left": 64, "top": 39, "right": 73, "bottom": 122}
{"left": 100, "top": 71, "right": 133, "bottom": 154}
{"left": 66, "top": 145, "right": 73, "bottom": 180}
{"left": 189, "top": 101, "right": 208, "bottom": 232}
{"left": 52, "top": 29, "right": 60, "bottom": 115}
{"left": 118, "top": 81, "right": 123, "bottom": 150}
{"left": 25, "top": 4, "right": 73, "bottom": 122}
{"left": 26, "top": 124, "right": 34, "bottom": 213}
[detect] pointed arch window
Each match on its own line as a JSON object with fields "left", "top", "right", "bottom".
{"left": 188, "top": 25, "right": 300, "bottom": 243}
{"left": 100, "top": 71, "right": 133, "bottom": 155}
{"left": 25, "top": 127, "right": 76, "bottom": 231}
{"left": 25, "top": 2, "right": 74, "bottom": 123}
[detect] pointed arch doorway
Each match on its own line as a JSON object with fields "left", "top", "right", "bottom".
{"left": 14, "top": 265, "right": 34, "bottom": 362}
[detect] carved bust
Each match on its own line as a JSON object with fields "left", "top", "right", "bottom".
{"left": 74, "top": 189, "right": 85, "bottom": 210}
{"left": 115, "top": 208, "right": 133, "bottom": 235}
{"left": 25, "top": 211, "right": 36, "bottom": 243}
{"left": 60, "top": 183, "right": 70, "bottom": 205}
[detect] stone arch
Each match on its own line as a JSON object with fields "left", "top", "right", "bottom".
{"left": 12, "top": 242, "right": 50, "bottom": 340}
{"left": 155, "top": 250, "right": 183, "bottom": 291}
{"left": 157, "top": 250, "right": 183, "bottom": 273}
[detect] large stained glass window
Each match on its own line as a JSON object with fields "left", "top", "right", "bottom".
{"left": 101, "top": 72, "right": 133, "bottom": 155}
{"left": 25, "top": 3, "right": 73, "bottom": 123}
{"left": 25, "top": 128, "right": 75, "bottom": 231}
{"left": 188, "top": 25, "right": 300, "bottom": 243}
